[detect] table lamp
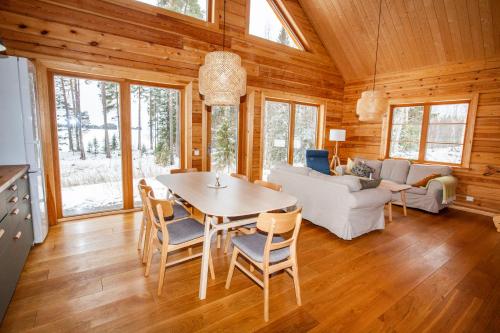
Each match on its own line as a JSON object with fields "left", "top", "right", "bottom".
{"left": 329, "top": 129, "right": 346, "bottom": 170}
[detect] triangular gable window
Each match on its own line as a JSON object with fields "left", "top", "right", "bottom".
{"left": 249, "top": 0, "right": 303, "bottom": 49}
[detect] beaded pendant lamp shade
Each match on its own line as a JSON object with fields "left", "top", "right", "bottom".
{"left": 199, "top": 0, "right": 246, "bottom": 106}
{"left": 356, "top": 0, "right": 388, "bottom": 122}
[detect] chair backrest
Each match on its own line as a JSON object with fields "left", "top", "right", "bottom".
{"left": 256, "top": 208, "right": 302, "bottom": 264}
{"left": 254, "top": 179, "right": 282, "bottom": 192}
{"left": 230, "top": 173, "right": 248, "bottom": 181}
{"left": 143, "top": 190, "right": 173, "bottom": 245}
{"left": 306, "top": 149, "right": 330, "bottom": 175}
{"left": 170, "top": 168, "right": 198, "bottom": 174}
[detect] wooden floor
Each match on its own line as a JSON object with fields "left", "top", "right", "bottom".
{"left": 1, "top": 207, "right": 499, "bottom": 332}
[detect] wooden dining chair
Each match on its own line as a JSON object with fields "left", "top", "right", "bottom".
{"left": 223, "top": 179, "right": 283, "bottom": 254}
{"left": 168, "top": 168, "right": 198, "bottom": 213}
{"left": 225, "top": 208, "right": 302, "bottom": 321}
{"left": 230, "top": 173, "right": 248, "bottom": 181}
{"left": 138, "top": 179, "right": 191, "bottom": 263}
{"left": 137, "top": 179, "right": 153, "bottom": 254}
{"left": 254, "top": 179, "right": 282, "bottom": 192}
{"left": 143, "top": 189, "right": 215, "bottom": 296}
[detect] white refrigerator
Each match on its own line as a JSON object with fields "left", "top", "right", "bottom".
{"left": 0, "top": 56, "right": 49, "bottom": 243}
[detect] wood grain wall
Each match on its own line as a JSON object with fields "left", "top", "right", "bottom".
{"left": 0, "top": 0, "right": 344, "bottom": 222}
{"left": 341, "top": 59, "right": 500, "bottom": 214}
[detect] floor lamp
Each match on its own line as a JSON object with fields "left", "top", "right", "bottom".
{"left": 329, "top": 129, "right": 346, "bottom": 171}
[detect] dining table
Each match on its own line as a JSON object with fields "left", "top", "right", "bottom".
{"left": 156, "top": 172, "right": 298, "bottom": 300}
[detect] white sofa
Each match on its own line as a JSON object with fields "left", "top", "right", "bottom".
{"left": 268, "top": 166, "right": 391, "bottom": 240}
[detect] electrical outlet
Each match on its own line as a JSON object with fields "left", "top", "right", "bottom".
{"left": 466, "top": 196, "right": 474, "bottom": 202}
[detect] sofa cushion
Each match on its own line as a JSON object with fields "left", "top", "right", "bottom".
{"left": 354, "top": 158, "right": 382, "bottom": 179}
{"left": 406, "top": 164, "right": 452, "bottom": 185}
{"left": 407, "top": 186, "right": 428, "bottom": 195}
{"left": 274, "top": 164, "right": 310, "bottom": 176}
{"left": 381, "top": 159, "right": 411, "bottom": 184}
{"left": 309, "top": 170, "right": 362, "bottom": 192}
{"left": 411, "top": 173, "right": 440, "bottom": 187}
{"left": 351, "top": 163, "right": 375, "bottom": 178}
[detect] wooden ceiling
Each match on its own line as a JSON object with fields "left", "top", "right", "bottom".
{"left": 299, "top": 0, "right": 500, "bottom": 81}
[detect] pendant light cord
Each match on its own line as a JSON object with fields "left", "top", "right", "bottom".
{"left": 372, "top": 0, "right": 383, "bottom": 92}
{"left": 222, "top": 0, "right": 226, "bottom": 51}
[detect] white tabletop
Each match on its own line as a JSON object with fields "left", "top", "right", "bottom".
{"left": 156, "top": 172, "right": 297, "bottom": 217}
{"left": 379, "top": 179, "right": 412, "bottom": 192}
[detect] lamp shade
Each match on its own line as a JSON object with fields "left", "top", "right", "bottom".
{"left": 356, "top": 90, "right": 388, "bottom": 122}
{"left": 199, "top": 51, "right": 246, "bottom": 106}
{"left": 329, "top": 129, "right": 346, "bottom": 142}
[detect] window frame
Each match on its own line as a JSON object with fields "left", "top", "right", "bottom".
{"left": 246, "top": 0, "right": 308, "bottom": 51}
{"left": 385, "top": 100, "right": 474, "bottom": 167}
{"left": 115, "top": 0, "right": 216, "bottom": 25}
{"left": 261, "top": 97, "right": 322, "bottom": 176}
{"left": 47, "top": 69, "right": 188, "bottom": 220}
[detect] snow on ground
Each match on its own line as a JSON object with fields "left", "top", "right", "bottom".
{"left": 60, "top": 148, "right": 177, "bottom": 216}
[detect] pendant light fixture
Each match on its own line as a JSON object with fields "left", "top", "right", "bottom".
{"left": 356, "top": 0, "right": 388, "bottom": 122}
{"left": 199, "top": 0, "right": 246, "bottom": 106}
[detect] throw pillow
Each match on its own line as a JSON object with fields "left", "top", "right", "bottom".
{"left": 359, "top": 178, "right": 381, "bottom": 189}
{"left": 346, "top": 157, "right": 355, "bottom": 174}
{"left": 351, "top": 163, "right": 375, "bottom": 178}
{"left": 411, "top": 173, "right": 440, "bottom": 187}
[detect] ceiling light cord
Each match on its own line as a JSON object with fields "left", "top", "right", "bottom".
{"left": 373, "top": 0, "right": 383, "bottom": 92}
{"left": 222, "top": 0, "right": 226, "bottom": 51}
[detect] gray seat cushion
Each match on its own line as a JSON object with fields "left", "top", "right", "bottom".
{"left": 157, "top": 218, "right": 204, "bottom": 245}
{"left": 406, "top": 164, "right": 452, "bottom": 185}
{"left": 232, "top": 233, "right": 290, "bottom": 263}
{"left": 381, "top": 159, "right": 411, "bottom": 184}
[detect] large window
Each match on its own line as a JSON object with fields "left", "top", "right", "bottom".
{"left": 262, "top": 99, "right": 319, "bottom": 179}
{"left": 388, "top": 102, "right": 470, "bottom": 165}
{"left": 209, "top": 106, "right": 238, "bottom": 174}
{"left": 135, "top": 0, "right": 209, "bottom": 21}
{"left": 54, "top": 75, "right": 123, "bottom": 216}
{"left": 248, "top": 0, "right": 302, "bottom": 49}
{"left": 131, "top": 84, "right": 181, "bottom": 207}
{"left": 52, "top": 72, "right": 185, "bottom": 218}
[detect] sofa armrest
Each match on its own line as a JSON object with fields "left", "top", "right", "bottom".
{"left": 427, "top": 176, "right": 457, "bottom": 204}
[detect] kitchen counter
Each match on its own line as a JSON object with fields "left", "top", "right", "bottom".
{"left": 0, "top": 165, "right": 29, "bottom": 193}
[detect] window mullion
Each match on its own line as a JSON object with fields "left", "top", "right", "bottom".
{"left": 419, "top": 103, "right": 430, "bottom": 162}
{"left": 288, "top": 102, "right": 295, "bottom": 164}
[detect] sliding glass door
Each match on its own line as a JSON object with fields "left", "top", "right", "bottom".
{"left": 209, "top": 106, "right": 239, "bottom": 174}
{"left": 262, "top": 99, "right": 319, "bottom": 179}
{"left": 54, "top": 75, "right": 123, "bottom": 216}
{"left": 131, "top": 84, "right": 181, "bottom": 207}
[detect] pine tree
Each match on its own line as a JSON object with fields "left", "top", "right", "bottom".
{"left": 98, "top": 82, "right": 119, "bottom": 159}
{"left": 157, "top": 0, "right": 205, "bottom": 19}
{"left": 87, "top": 142, "right": 92, "bottom": 154}
{"left": 92, "top": 137, "right": 99, "bottom": 155}
{"left": 70, "top": 78, "right": 86, "bottom": 160}
{"left": 131, "top": 85, "right": 144, "bottom": 150}
{"left": 111, "top": 133, "right": 118, "bottom": 151}
{"left": 277, "top": 27, "right": 290, "bottom": 46}
{"left": 55, "top": 77, "right": 74, "bottom": 152}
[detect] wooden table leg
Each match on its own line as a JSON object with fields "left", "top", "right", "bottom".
{"left": 401, "top": 190, "right": 407, "bottom": 216}
{"left": 388, "top": 202, "right": 392, "bottom": 222}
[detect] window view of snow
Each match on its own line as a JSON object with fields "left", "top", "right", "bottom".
{"left": 54, "top": 75, "right": 123, "bottom": 216}
{"left": 293, "top": 104, "right": 318, "bottom": 166}
{"left": 425, "top": 103, "right": 468, "bottom": 164}
{"left": 210, "top": 106, "right": 238, "bottom": 174}
{"left": 389, "top": 106, "right": 424, "bottom": 160}
{"left": 389, "top": 103, "right": 469, "bottom": 164}
{"left": 135, "top": 0, "right": 208, "bottom": 21}
{"left": 249, "top": 0, "right": 300, "bottom": 49}
{"left": 131, "top": 85, "right": 180, "bottom": 207}
{"left": 263, "top": 101, "right": 290, "bottom": 180}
